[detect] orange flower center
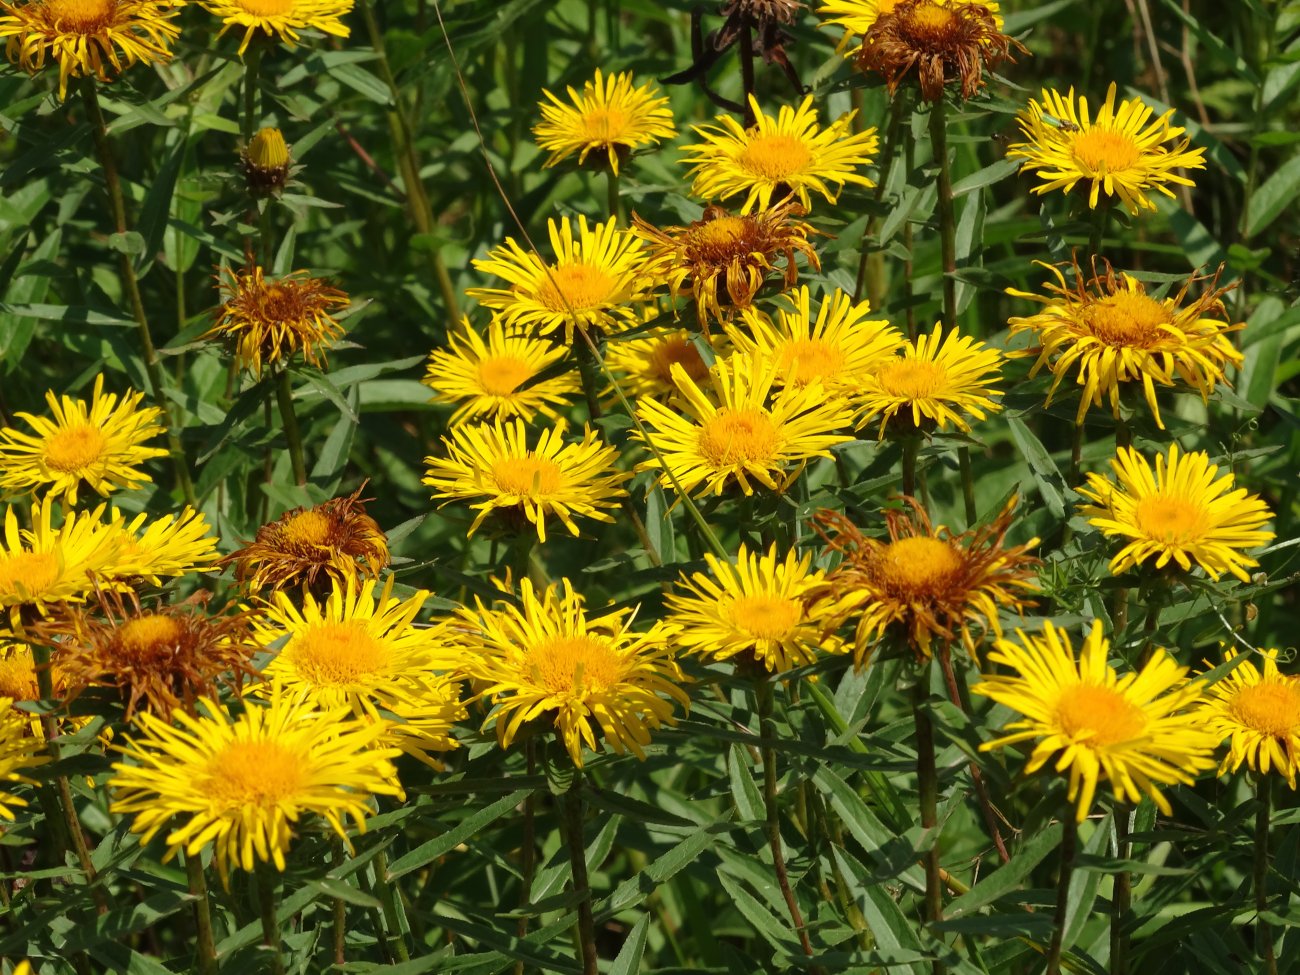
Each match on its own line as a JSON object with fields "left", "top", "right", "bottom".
{"left": 1133, "top": 493, "right": 1207, "bottom": 545}
{"left": 1054, "top": 684, "right": 1148, "bottom": 745}
{"left": 1070, "top": 127, "right": 1141, "bottom": 174}
{"left": 43, "top": 423, "right": 107, "bottom": 473}
{"left": 537, "top": 263, "right": 617, "bottom": 313}
{"left": 288, "top": 621, "right": 387, "bottom": 687}
{"left": 528, "top": 634, "right": 622, "bottom": 693}
{"left": 575, "top": 107, "right": 631, "bottom": 143}
{"left": 1228, "top": 681, "right": 1300, "bottom": 739}
{"left": 202, "top": 740, "right": 304, "bottom": 806}
{"left": 493, "top": 456, "right": 564, "bottom": 496}
{"left": 476, "top": 355, "right": 533, "bottom": 396}
{"left": 235, "top": 0, "right": 296, "bottom": 16}
{"left": 739, "top": 134, "right": 814, "bottom": 180}
{"left": 698, "top": 408, "right": 780, "bottom": 466}
{"left": 649, "top": 336, "right": 710, "bottom": 384}
{"left": 115, "top": 615, "right": 183, "bottom": 662}
{"left": 900, "top": 1, "right": 959, "bottom": 43}
{"left": 729, "top": 594, "right": 802, "bottom": 640}
{"left": 876, "top": 536, "right": 963, "bottom": 595}
{"left": 0, "top": 552, "right": 61, "bottom": 602}
{"left": 1079, "top": 291, "right": 1170, "bottom": 348}
{"left": 778, "top": 338, "right": 845, "bottom": 386}
{"left": 687, "top": 215, "right": 751, "bottom": 257}
{"left": 43, "top": 0, "right": 116, "bottom": 30}
{"left": 282, "top": 510, "right": 334, "bottom": 547}
{"left": 874, "top": 358, "right": 948, "bottom": 399}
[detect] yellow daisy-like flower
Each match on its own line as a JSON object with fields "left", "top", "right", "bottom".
{"left": 634, "top": 352, "right": 855, "bottom": 498}
{"left": 0, "top": 641, "right": 77, "bottom": 739}
{"left": 423, "top": 317, "right": 579, "bottom": 424}
{"left": 226, "top": 489, "right": 388, "bottom": 596}
{"left": 1077, "top": 444, "right": 1274, "bottom": 583}
{"left": 468, "top": 215, "right": 656, "bottom": 343}
{"left": 423, "top": 418, "right": 629, "bottom": 542}
{"left": 1007, "top": 82, "right": 1207, "bottom": 215}
{"left": 604, "top": 329, "right": 720, "bottom": 402}
{"left": 533, "top": 68, "right": 675, "bottom": 176}
{"left": 457, "top": 577, "right": 689, "bottom": 766}
{"left": 109, "top": 684, "right": 402, "bottom": 884}
{"left": 856, "top": 324, "right": 1002, "bottom": 438}
{"left": 1198, "top": 647, "right": 1300, "bottom": 788}
{"left": 252, "top": 577, "right": 465, "bottom": 766}
{"left": 106, "top": 506, "right": 222, "bottom": 584}
{"left": 631, "top": 200, "right": 821, "bottom": 329}
{"left": 973, "top": 620, "right": 1215, "bottom": 821}
{"left": 197, "top": 0, "right": 351, "bottom": 56}
{"left": 0, "top": 699, "right": 47, "bottom": 821}
{"left": 682, "top": 95, "right": 879, "bottom": 214}
{"left": 206, "top": 265, "right": 349, "bottom": 377}
{"left": 666, "top": 543, "right": 845, "bottom": 673}
{"left": 1007, "top": 258, "right": 1243, "bottom": 430}
{"left": 0, "top": 374, "right": 166, "bottom": 506}
{"left": 730, "top": 285, "right": 903, "bottom": 398}
{"left": 0, "top": 0, "right": 182, "bottom": 100}
{"left": 813, "top": 496, "right": 1038, "bottom": 663}
{"left": 817, "top": 0, "right": 1001, "bottom": 50}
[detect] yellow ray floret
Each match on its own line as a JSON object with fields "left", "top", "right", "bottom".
{"left": 533, "top": 68, "right": 675, "bottom": 176}
{"left": 0, "top": 699, "right": 48, "bottom": 820}
{"left": 198, "top": 0, "right": 352, "bottom": 56}
{"left": 1198, "top": 647, "right": 1300, "bottom": 788}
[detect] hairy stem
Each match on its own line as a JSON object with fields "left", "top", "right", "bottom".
{"left": 185, "top": 852, "right": 219, "bottom": 975}
{"left": 913, "top": 671, "right": 946, "bottom": 975}
{"left": 1046, "top": 815, "right": 1077, "bottom": 975}
{"left": 562, "top": 774, "right": 599, "bottom": 975}
{"left": 374, "top": 850, "right": 412, "bottom": 962}
{"left": 1110, "top": 805, "right": 1131, "bottom": 975}
{"left": 928, "top": 98, "right": 957, "bottom": 334}
{"left": 857, "top": 95, "right": 908, "bottom": 307}
{"left": 275, "top": 368, "right": 308, "bottom": 486}
{"left": 1255, "top": 777, "right": 1278, "bottom": 975}
{"left": 256, "top": 864, "right": 285, "bottom": 975}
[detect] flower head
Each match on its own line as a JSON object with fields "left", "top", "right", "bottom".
{"left": 813, "top": 495, "right": 1038, "bottom": 663}
{"left": 855, "top": 0, "right": 1020, "bottom": 102}
{"left": 226, "top": 488, "right": 389, "bottom": 596}
{"left": 818, "top": 0, "right": 1001, "bottom": 50}
{"left": 730, "top": 285, "right": 903, "bottom": 397}
{"left": 533, "top": 68, "right": 675, "bottom": 175}
{"left": 422, "top": 317, "right": 578, "bottom": 424}
{"left": 666, "top": 543, "right": 845, "bottom": 673}
{"left": 682, "top": 95, "right": 879, "bottom": 213}
{"left": 634, "top": 352, "right": 854, "bottom": 499}
{"left": 856, "top": 325, "right": 1002, "bottom": 438}
{"left": 1199, "top": 647, "right": 1300, "bottom": 788}
{"left": 207, "top": 265, "right": 349, "bottom": 377}
{"left": 457, "top": 577, "right": 689, "bottom": 766}
{"left": 241, "top": 126, "right": 293, "bottom": 195}
{"left": 0, "top": 374, "right": 166, "bottom": 506}
{"left": 106, "top": 506, "right": 222, "bottom": 585}
{"left": 252, "top": 577, "right": 464, "bottom": 766}
{"left": 198, "top": 0, "right": 351, "bottom": 56}
{"left": 974, "top": 620, "right": 1215, "bottom": 820}
{"left": 1007, "top": 258, "right": 1243, "bottom": 429}
{"left": 0, "top": 0, "right": 182, "bottom": 99}
{"left": 0, "top": 701, "right": 48, "bottom": 821}
{"left": 110, "top": 684, "right": 402, "bottom": 884}
{"left": 1077, "top": 444, "right": 1274, "bottom": 583}
{"left": 1007, "top": 83, "right": 1207, "bottom": 215}
{"left": 0, "top": 640, "right": 74, "bottom": 738}
{"left": 632, "top": 200, "right": 820, "bottom": 328}
{"left": 423, "top": 419, "right": 629, "bottom": 543}
{"left": 604, "top": 329, "right": 720, "bottom": 401}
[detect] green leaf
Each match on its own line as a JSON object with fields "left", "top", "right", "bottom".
{"left": 609, "top": 915, "right": 650, "bottom": 975}
{"left": 1006, "top": 416, "right": 1067, "bottom": 517}
{"left": 386, "top": 789, "right": 530, "bottom": 879}
{"left": 134, "top": 136, "right": 186, "bottom": 274}
{"left": 1245, "top": 154, "right": 1300, "bottom": 238}
{"left": 107, "top": 231, "right": 145, "bottom": 256}
{"left": 727, "top": 743, "right": 765, "bottom": 824}
{"left": 946, "top": 821, "right": 1064, "bottom": 916}
{"left": 951, "top": 158, "right": 1020, "bottom": 198}
{"left": 309, "top": 876, "right": 382, "bottom": 909}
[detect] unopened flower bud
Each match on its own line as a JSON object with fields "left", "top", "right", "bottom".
{"left": 241, "top": 127, "right": 291, "bottom": 195}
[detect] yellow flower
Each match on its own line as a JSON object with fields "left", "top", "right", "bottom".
{"left": 666, "top": 543, "right": 845, "bottom": 673}
{"left": 1077, "top": 444, "right": 1274, "bottom": 583}
{"left": 241, "top": 126, "right": 292, "bottom": 195}
{"left": 226, "top": 489, "right": 388, "bottom": 596}
{"left": 198, "top": 0, "right": 351, "bottom": 56}
{"left": 0, "top": 699, "right": 47, "bottom": 821}
{"left": 457, "top": 577, "right": 689, "bottom": 766}
{"left": 0, "top": 374, "right": 166, "bottom": 506}
{"left": 631, "top": 200, "right": 820, "bottom": 329}
{"left": 252, "top": 577, "right": 465, "bottom": 766}
{"left": 533, "top": 68, "right": 675, "bottom": 175}
{"left": 856, "top": 324, "right": 1002, "bottom": 438}
{"left": 1199, "top": 647, "right": 1300, "bottom": 787}
{"left": 423, "top": 418, "right": 629, "bottom": 542}
{"left": 0, "top": 0, "right": 182, "bottom": 100}
{"left": 604, "top": 329, "right": 720, "bottom": 401}
{"left": 1007, "top": 83, "right": 1207, "bottom": 215}
{"left": 974, "top": 620, "right": 1215, "bottom": 821}
{"left": 634, "top": 352, "right": 854, "bottom": 499}
{"left": 813, "top": 496, "right": 1038, "bottom": 663}
{"left": 106, "top": 506, "right": 222, "bottom": 584}
{"left": 0, "top": 640, "right": 76, "bottom": 739}
{"left": 729, "top": 285, "right": 903, "bottom": 398}
{"left": 423, "top": 317, "right": 579, "bottom": 424}
{"left": 1007, "top": 258, "right": 1243, "bottom": 430}
{"left": 206, "top": 265, "right": 349, "bottom": 377}
{"left": 110, "top": 684, "right": 402, "bottom": 884}
{"left": 468, "top": 215, "right": 656, "bottom": 343}
{"left": 818, "top": 0, "right": 1001, "bottom": 50}
{"left": 682, "top": 95, "right": 879, "bottom": 214}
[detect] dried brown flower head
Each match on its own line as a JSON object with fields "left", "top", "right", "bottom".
{"left": 225, "top": 488, "right": 390, "bottom": 597}
{"left": 856, "top": 0, "right": 1020, "bottom": 102}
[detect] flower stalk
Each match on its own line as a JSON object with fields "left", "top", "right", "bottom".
{"left": 1110, "top": 804, "right": 1131, "bottom": 975}
{"left": 185, "top": 852, "right": 219, "bottom": 975}
{"left": 1255, "top": 777, "right": 1278, "bottom": 975}
{"left": 913, "top": 669, "right": 946, "bottom": 974}
{"left": 562, "top": 772, "right": 599, "bottom": 975}
{"left": 256, "top": 863, "right": 286, "bottom": 975}
{"left": 929, "top": 98, "right": 958, "bottom": 334}
{"left": 1046, "top": 814, "right": 1077, "bottom": 975}
{"left": 274, "top": 368, "right": 308, "bottom": 486}
{"left": 374, "top": 849, "right": 412, "bottom": 962}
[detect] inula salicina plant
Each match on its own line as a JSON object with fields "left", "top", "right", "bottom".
{"left": 0, "top": 0, "right": 1295, "bottom": 973}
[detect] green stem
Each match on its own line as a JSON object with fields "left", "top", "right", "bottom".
{"left": 1235, "top": 3, "right": 1278, "bottom": 318}
{"left": 374, "top": 850, "right": 412, "bottom": 962}
{"left": 514, "top": 740, "right": 538, "bottom": 975}
{"left": 275, "top": 368, "right": 307, "bottom": 486}
{"left": 242, "top": 44, "right": 261, "bottom": 141}
{"left": 606, "top": 167, "right": 622, "bottom": 224}
{"left": 1046, "top": 815, "right": 1077, "bottom": 975}
{"left": 857, "top": 95, "right": 908, "bottom": 307}
{"left": 1110, "top": 805, "right": 1131, "bottom": 975}
{"left": 185, "top": 852, "right": 219, "bottom": 975}
{"left": 1087, "top": 206, "right": 1110, "bottom": 265}
{"left": 902, "top": 437, "right": 919, "bottom": 499}
{"left": 330, "top": 840, "right": 347, "bottom": 965}
{"left": 80, "top": 80, "right": 195, "bottom": 507}
{"left": 913, "top": 670, "right": 946, "bottom": 975}
{"left": 575, "top": 333, "right": 604, "bottom": 421}
{"left": 957, "top": 446, "right": 976, "bottom": 526}
{"left": 256, "top": 865, "right": 285, "bottom": 975}
{"left": 1255, "top": 777, "right": 1278, "bottom": 975}
{"left": 561, "top": 774, "right": 599, "bottom": 975}
{"left": 928, "top": 98, "right": 958, "bottom": 335}
{"left": 755, "top": 679, "right": 816, "bottom": 961}
{"left": 1115, "top": 415, "right": 1132, "bottom": 451}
